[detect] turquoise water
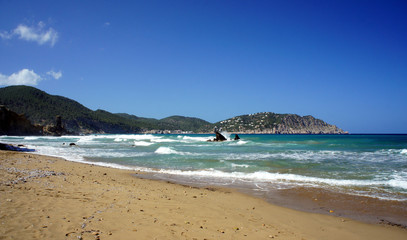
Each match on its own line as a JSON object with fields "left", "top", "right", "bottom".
{"left": 1, "top": 134, "right": 406, "bottom": 201}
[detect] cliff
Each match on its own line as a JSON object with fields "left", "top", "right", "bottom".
{"left": 0, "top": 106, "right": 43, "bottom": 136}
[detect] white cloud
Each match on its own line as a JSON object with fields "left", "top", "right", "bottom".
{"left": 0, "top": 31, "right": 13, "bottom": 39}
{"left": 0, "top": 69, "right": 42, "bottom": 86}
{"left": 47, "top": 70, "right": 62, "bottom": 80}
{"left": 0, "top": 22, "right": 58, "bottom": 47}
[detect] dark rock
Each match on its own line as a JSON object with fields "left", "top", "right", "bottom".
{"left": 208, "top": 129, "right": 227, "bottom": 142}
{"left": 0, "top": 106, "right": 43, "bottom": 136}
{"left": 215, "top": 131, "right": 227, "bottom": 141}
{"left": 43, "top": 115, "right": 70, "bottom": 136}
{"left": 234, "top": 134, "right": 240, "bottom": 140}
{"left": 69, "top": 143, "right": 76, "bottom": 146}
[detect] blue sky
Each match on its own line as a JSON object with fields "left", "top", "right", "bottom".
{"left": 0, "top": 0, "right": 406, "bottom": 133}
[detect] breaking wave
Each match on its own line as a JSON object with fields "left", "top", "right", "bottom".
{"left": 133, "top": 141, "right": 154, "bottom": 146}
{"left": 155, "top": 147, "right": 179, "bottom": 155}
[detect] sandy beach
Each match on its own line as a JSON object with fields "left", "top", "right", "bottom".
{"left": 1, "top": 151, "right": 406, "bottom": 240}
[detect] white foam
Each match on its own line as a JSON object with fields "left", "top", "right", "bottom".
{"left": 77, "top": 135, "right": 98, "bottom": 144}
{"left": 34, "top": 146, "right": 84, "bottom": 162}
{"left": 236, "top": 140, "right": 248, "bottom": 145}
{"left": 216, "top": 149, "right": 407, "bottom": 163}
{"left": 220, "top": 131, "right": 231, "bottom": 140}
{"left": 84, "top": 151, "right": 150, "bottom": 158}
{"left": 76, "top": 134, "right": 163, "bottom": 143}
{"left": 34, "top": 144, "right": 151, "bottom": 161}
{"left": 151, "top": 138, "right": 178, "bottom": 143}
{"left": 388, "top": 171, "right": 407, "bottom": 190}
{"left": 153, "top": 147, "right": 199, "bottom": 156}
{"left": 152, "top": 168, "right": 399, "bottom": 190}
{"left": 24, "top": 136, "right": 40, "bottom": 140}
{"left": 388, "top": 179, "right": 407, "bottom": 190}
{"left": 180, "top": 135, "right": 212, "bottom": 142}
{"left": 400, "top": 149, "right": 407, "bottom": 155}
{"left": 23, "top": 136, "right": 63, "bottom": 140}
{"left": 133, "top": 141, "right": 154, "bottom": 146}
{"left": 130, "top": 134, "right": 162, "bottom": 141}
{"left": 155, "top": 147, "right": 179, "bottom": 155}
{"left": 231, "top": 163, "right": 250, "bottom": 168}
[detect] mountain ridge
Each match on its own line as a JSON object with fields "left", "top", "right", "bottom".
{"left": 0, "top": 85, "right": 346, "bottom": 135}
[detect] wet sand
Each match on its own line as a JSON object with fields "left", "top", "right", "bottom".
{"left": 260, "top": 186, "right": 407, "bottom": 226}
{"left": 1, "top": 151, "right": 406, "bottom": 239}
{"left": 136, "top": 172, "right": 407, "bottom": 227}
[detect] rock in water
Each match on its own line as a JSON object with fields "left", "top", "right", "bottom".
{"left": 215, "top": 131, "right": 227, "bottom": 141}
{"left": 207, "top": 130, "right": 227, "bottom": 142}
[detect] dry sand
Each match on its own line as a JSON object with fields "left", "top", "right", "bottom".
{"left": 1, "top": 151, "right": 406, "bottom": 240}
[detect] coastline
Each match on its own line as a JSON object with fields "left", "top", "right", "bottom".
{"left": 134, "top": 171, "right": 407, "bottom": 226}
{"left": 1, "top": 151, "right": 406, "bottom": 239}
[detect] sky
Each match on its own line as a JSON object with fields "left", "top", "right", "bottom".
{"left": 0, "top": 0, "right": 406, "bottom": 133}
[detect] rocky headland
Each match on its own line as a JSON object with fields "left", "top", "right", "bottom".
{"left": 216, "top": 112, "right": 347, "bottom": 134}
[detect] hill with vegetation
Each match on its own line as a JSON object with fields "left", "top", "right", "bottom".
{"left": 117, "top": 114, "right": 213, "bottom": 133}
{"left": 215, "top": 112, "right": 346, "bottom": 134}
{"left": 0, "top": 86, "right": 143, "bottom": 134}
{"left": 0, "top": 86, "right": 212, "bottom": 134}
{"left": 0, "top": 86, "right": 346, "bottom": 135}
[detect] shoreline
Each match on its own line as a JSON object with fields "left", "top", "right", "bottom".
{"left": 1, "top": 151, "right": 407, "bottom": 239}
{"left": 135, "top": 171, "right": 407, "bottom": 227}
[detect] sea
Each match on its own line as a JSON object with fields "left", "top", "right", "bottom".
{"left": 1, "top": 133, "right": 407, "bottom": 202}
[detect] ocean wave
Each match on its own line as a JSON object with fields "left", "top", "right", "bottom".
{"left": 23, "top": 136, "right": 66, "bottom": 141}
{"left": 114, "top": 138, "right": 126, "bottom": 142}
{"left": 133, "top": 141, "right": 154, "bottom": 146}
{"left": 83, "top": 151, "right": 151, "bottom": 158}
{"left": 24, "top": 136, "right": 41, "bottom": 140}
{"left": 230, "top": 163, "right": 250, "bottom": 168}
{"left": 75, "top": 134, "right": 163, "bottom": 143}
{"left": 77, "top": 135, "right": 100, "bottom": 144}
{"left": 154, "top": 147, "right": 200, "bottom": 156}
{"left": 236, "top": 140, "right": 248, "bottom": 145}
{"left": 179, "top": 135, "right": 212, "bottom": 142}
{"left": 35, "top": 145, "right": 151, "bottom": 161}
{"left": 388, "top": 171, "right": 407, "bottom": 189}
{"left": 217, "top": 149, "right": 407, "bottom": 163}
{"left": 153, "top": 168, "right": 407, "bottom": 192}
{"left": 151, "top": 138, "right": 178, "bottom": 143}
{"left": 155, "top": 147, "right": 179, "bottom": 155}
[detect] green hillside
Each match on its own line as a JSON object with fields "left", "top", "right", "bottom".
{"left": 159, "top": 116, "right": 213, "bottom": 132}
{"left": 0, "top": 86, "right": 212, "bottom": 134}
{"left": 116, "top": 114, "right": 213, "bottom": 132}
{"left": 0, "top": 86, "right": 141, "bottom": 134}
